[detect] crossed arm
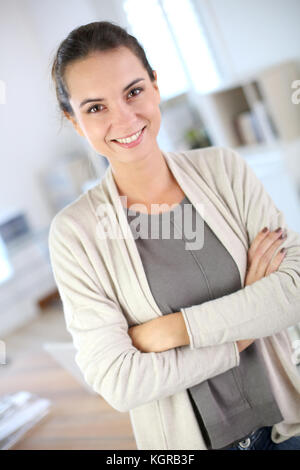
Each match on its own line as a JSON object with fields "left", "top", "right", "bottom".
{"left": 128, "top": 227, "right": 287, "bottom": 353}
{"left": 128, "top": 311, "right": 189, "bottom": 352}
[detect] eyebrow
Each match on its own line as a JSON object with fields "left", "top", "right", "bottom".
{"left": 79, "top": 78, "right": 145, "bottom": 108}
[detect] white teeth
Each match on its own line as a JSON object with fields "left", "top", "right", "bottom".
{"left": 115, "top": 128, "right": 143, "bottom": 144}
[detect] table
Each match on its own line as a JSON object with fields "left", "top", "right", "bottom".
{"left": 0, "top": 350, "right": 137, "bottom": 450}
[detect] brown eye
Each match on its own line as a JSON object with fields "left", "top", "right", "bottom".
{"left": 128, "top": 87, "right": 143, "bottom": 98}
{"left": 87, "top": 104, "right": 104, "bottom": 114}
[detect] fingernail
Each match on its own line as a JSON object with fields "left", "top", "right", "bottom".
{"left": 262, "top": 227, "right": 268, "bottom": 233}
{"left": 275, "top": 227, "right": 282, "bottom": 233}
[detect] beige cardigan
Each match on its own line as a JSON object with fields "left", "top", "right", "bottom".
{"left": 48, "top": 146, "right": 300, "bottom": 450}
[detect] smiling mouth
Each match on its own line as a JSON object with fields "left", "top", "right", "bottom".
{"left": 111, "top": 126, "right": 146, "bottom": 143}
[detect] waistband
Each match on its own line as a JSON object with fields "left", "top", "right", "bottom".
{"left": 220, "top": 426, "right": 271, "bottom": 450}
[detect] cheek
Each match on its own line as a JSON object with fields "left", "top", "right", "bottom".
{"left": 141, "top": 99, "right": 161, "bottom": 126}
{"left": 80, "top": 117, "right": 107, "bottom": 141}
{"left": 148, "top": 102, "right": 161, "bottom": 128}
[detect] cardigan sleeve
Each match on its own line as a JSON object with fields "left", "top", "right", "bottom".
{"left": 48, "top": 213, "right": 240, "bottom": 413}
{"left": 180, "top": 146, "right": 300, "bottom": 349}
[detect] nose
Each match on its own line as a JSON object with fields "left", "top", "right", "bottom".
{"left": 111, "top": 102, "right": 137, "bottom": 128}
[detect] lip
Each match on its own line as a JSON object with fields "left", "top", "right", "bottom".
{"left": 114, "top": 126, "right": 145, "bottom": 140}
{"left": 112, "top": 126, "right": 146, "bottom": 149}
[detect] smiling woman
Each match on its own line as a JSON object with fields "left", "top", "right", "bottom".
{"left": 63, "top": 49, "right": 157, "bottom": 152}
{"left": 51, "top": 23, "right": 178, "bottom": 211}
{"left": 49, "top": 21, "right": 300, "bottom": 451}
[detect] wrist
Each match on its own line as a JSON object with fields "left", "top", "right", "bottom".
{"left": 164, "top": 312, "right": 190, "bottom": 350}
{"left": 128, "top": 322, "right": 156, "bottom": 352}
{"left": 128, "top": 312, "right": 190, "bottom": 353}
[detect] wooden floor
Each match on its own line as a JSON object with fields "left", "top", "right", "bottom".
{"left": 0, "top": 301, "right": 137, "bottom": 450}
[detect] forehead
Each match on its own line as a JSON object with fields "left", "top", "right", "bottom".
{"left": 65, "top": 47, "right": 146, "bottom": 98}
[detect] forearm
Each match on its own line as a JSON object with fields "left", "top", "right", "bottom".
{"left": 128, "top": 312, "right": 190, "bottom": 353}
{"left": 181, "top": 271, "right": 300, "bottom": 349}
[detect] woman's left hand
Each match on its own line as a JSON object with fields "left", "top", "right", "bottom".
{"left": 245, "top": 227, "right": 287, "bottom": 286}
{"left": 238, "top": 227, "right": 287, "bottom": 353}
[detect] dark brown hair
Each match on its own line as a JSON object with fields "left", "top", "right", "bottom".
{"left": 51, "top": 21, "right": 156, "bottom": 118}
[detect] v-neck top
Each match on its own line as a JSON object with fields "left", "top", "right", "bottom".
{"left": 123, "top": 194, "right": 283, "bottom": 449}
{"left": 48, "top": 146, "right": 300, "bottom": 450}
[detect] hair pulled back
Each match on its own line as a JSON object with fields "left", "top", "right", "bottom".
{"left": 51, "top": 21, "right": 155, "bottom": 117}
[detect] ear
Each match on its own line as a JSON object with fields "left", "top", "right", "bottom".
{"left": 152, "top": 70, "right": 160, "bottom": 101}
{"left": 63, "top": 110, "right": 85, "bottom": 137}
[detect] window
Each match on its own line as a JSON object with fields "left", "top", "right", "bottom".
{"left": 123, "top": 0, "right": 221, "bottom": 100}
{"left": 123, "top": 0, "right": 188, "bottom": 100}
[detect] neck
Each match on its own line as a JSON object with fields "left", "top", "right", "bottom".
{"left": 110, "top": 147, "right": 177, "bottom": 206}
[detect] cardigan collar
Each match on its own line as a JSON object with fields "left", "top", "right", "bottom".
{"left": 95, "top": 149, "right": 248, "bottom": 323}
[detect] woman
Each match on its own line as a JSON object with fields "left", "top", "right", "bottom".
{"left": 49, "top": 21, "right": 300, "bottom": 450}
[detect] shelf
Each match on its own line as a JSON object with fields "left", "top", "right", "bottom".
{"left": 196, "top": 60, "right": 300, "bottom": 149}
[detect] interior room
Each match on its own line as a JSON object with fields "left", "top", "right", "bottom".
{"left": 1, "top": 0, "right": 300, "bottom": 451}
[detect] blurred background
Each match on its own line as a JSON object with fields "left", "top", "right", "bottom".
{"left": 1, "top": 0, "right": 300, "bottom": 450}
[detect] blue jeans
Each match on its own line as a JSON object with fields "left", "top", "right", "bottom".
{"left": 225, "top": 426, "right": 300, "bottom": 450}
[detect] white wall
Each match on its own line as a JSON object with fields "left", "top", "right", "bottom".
{"left": 194, "top": 0, "right": 300, "bottom": 83}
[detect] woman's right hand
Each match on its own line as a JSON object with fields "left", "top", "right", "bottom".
{"left": 237, "top": 227, "right": 287, "bottom": 353}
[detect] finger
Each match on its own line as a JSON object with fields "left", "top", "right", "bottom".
{"left": 248, "top": 227, "right": 271, "bottom": 263}
{"left": 255, "top": 235, "right": 287, "bottom": 278}
{"left": 250, "top": 229, "right": 285, "bottom": 272}
{"left": 255, "top": 237, "right": 286, "bottom": 277}
{"left": 265, "top": 248, "right": 286, "bottom": 275}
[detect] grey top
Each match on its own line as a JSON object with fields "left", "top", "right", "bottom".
{"left": 124, "top": 195, "right": 283, "bottom": 449}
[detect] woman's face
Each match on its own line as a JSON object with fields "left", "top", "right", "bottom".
{"left": 64, "top": 46, "right": 161, "bottom": 163}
